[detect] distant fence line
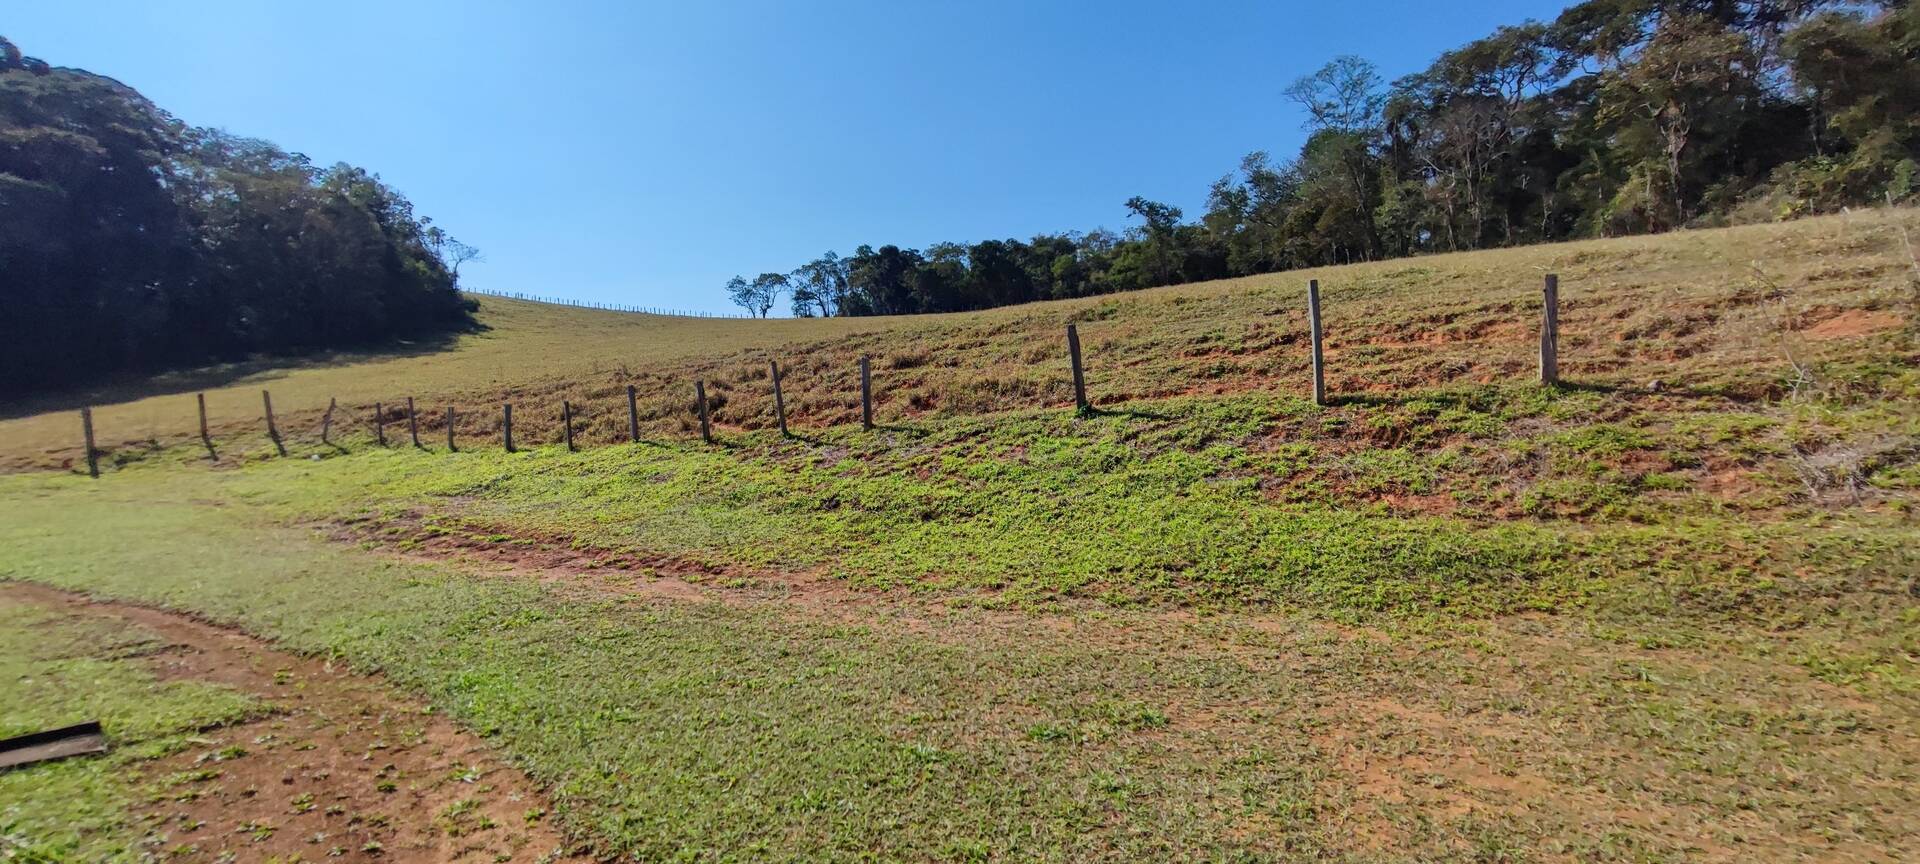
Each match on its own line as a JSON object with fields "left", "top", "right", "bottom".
{"left": 461, "top": 289, "right": 749, "bottom": 319}
{"left": 70, "top": 276, "right": 1568, "bottom": 476}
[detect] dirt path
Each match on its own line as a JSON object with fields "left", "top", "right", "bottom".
{"left": 1, "top": 582, "right": 587, "bottom": 864}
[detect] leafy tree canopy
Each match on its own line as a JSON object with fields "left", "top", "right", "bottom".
{"left": 0, "top": 37, "right": 477, "bottom": 396}
{"left": 728, "top": 1, "right": 1919, "bottom": 317}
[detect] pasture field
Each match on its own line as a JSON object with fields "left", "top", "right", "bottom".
{"left": 7, "top": 208, "right": 1917, "bottom": 471}
{"left": 1, "top": 210, "right": 1918, "bottom": 862}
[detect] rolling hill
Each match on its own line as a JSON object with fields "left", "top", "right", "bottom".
{"left": 5, "top": 208, "right": 1915, "bottom": 476}
{"left": 2, "top": 208, "right": 1917, "bottom": 862}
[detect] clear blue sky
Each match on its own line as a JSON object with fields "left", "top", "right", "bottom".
{"left": 12, "top": 0, "right": 1568, "bottom": 315}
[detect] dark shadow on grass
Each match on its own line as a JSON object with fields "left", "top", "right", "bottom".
{"left": 0, "top": 327, "right": 479, "bottom": 420}
{"left": 1085, "top": 405, "right": 1176, "bottom": 421}
{"left": 667, "top": 435, "right": 743, "bottom": 451}
{"left": 1578, "top": 379, "right": 1775, "bottom": 402}
{"left": 1324, "top": 377, "right": 1759, "bottom": 408}
{"left": 1325, "top": 392, "right": 1407, "bottom": 408}
{"left": 870, "top": 422, "right": 932, "bottom": 438}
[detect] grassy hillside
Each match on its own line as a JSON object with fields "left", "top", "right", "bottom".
{"left": 0, "top": 60, "right": 473, "bottom": 397}
{"left": 2, "top": 210, "right": 1918, "bottom": 861}
{"left": 7, "top": 208, "right": 1916, "bottom": 473}
{"left": 4, "top": 207, "right": 1916, "bottom": 617}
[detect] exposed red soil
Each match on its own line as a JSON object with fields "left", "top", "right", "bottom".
{"left": 1802, "top": 308, "right": 1906, "bottom": 340}
{"left": 330, "top": 514, "right": 834, "bottom": 607}
{"left": 0, "top": 582, "right": 588, "bottom": 864}
{"left": 325, "top": 514, "right": 1001, "bottom": 643}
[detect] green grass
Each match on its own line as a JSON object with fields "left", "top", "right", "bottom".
{"left": 169, "top": 385, "right": 1914, "bottom": 625}
{"left": 1, "top": 469, "right": 1916, "bottom": 860}
{"left": 0, "top": 597, "right": 261, "bottom": 862}
{"left": 0, "top": 476, "right": 1345, "bottom": 860}
{"left": 0, "top": 208, "right": 1916, "bottom": 860}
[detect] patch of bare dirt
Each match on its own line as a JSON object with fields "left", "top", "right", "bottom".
{"left": 324, "top": 513, "right": 1399, "bottom": 665}
{"left": 1303, "top": 692, "right": 1758, "bottom": 862}
{"left": 0, "top": 582, "right": 587, "bottom": 864}
{"left": 1802, "top": 308, "right": 1905, "bottom": 340}
{"left": 329, "top": 513, "right": 878, "bottom": 615}
{"left": 1376, "top": 492, "right": 1460, "bottom": 516}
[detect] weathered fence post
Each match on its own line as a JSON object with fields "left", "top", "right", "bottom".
{"left": 262, "top": 390, "right": 286, "bottom": 456}
{"left": 770, "top": 359, "right": 789, "bottom": 437}
{"left": 562, "top": 401, "right": 576, "bottom": 451}
{"left": 1540, "top": 273, "right": 1560, "bottom": 386}
{"left": 321, "top": 398, "right": 336, "bottom": 446}
{"left": 196, "top": 393, "right": 216, "bottom": 459}
{"left": 504, "top": 404, "right": 515, "bottom": 452}
{"left": 407, "top": 396, "right": 421, "bottom": 448}
{"left": 1066, "top": 323, "right": 1090, "bottom": 414}
{"left": 1308, "top": 280, "right": 1327, "bottom": 406}
{"left": 374, "top": 402, "right": 387, "bottom": 447}
{"left": 79, "top": 407, "right": 99, "bottom": 478}
{"left": 626, "top": 385, "right": 640, "bottom": 442}
{"left": 445, "top": 407, "right": 456, "bottom": 452}
{"left": 859, "top": 356, "right": 873, "bottom": 430}
{"left": 695, "top": 381, "right": 713, "bottom": 443}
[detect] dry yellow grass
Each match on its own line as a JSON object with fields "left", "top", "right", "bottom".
{"left": 3, "top": 207, "right": 1915, "bottom": 469}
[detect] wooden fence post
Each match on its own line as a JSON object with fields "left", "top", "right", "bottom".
{"left": 196, "top": 393, "right": 216, "bottom": 459}
{"left": 1066, "top": 323, "right": 1090, "bottom": 414}
{"left": 79, "top": 407, "right": 98, "bottom": 478}
{"left": 695, "top": 381, "right": 713, "bottom": 443}
{"left": 321, "top": 398, "right": 336, "bottom": 446}
{"left": 562, "top": 401, "right": 575, "bottom": 451}
{"left": 626, "top": 385, "right": 639, "bottom": 442}
{"left": 770, "top": 359, "right": 789, "bottom": 437}
{"left": 859, "top": 356, "right": 873, "bottom": 430}
{"left": 1308, "top": 280, "right": 1327, "bottom": 406}
{"left": 263, "top": 390, "right": 286, "bottom": 456}
{"left": 445, "top": 407, "right": 456, "bottom": 452}
{"left": 504, "top": 404, "right": 514, "bottom": 452}
{"left": 408, "top": 396, "right": 420, "bottom": 448}
{"left": 1540, "top": 274, "right": 1560, "bottom": 386}
{"left": 374, "top": 402, "right": 386, "bottom": 447}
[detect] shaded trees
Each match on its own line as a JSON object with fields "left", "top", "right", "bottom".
{"left": 0, "top": 39, "right": 476, "bottom": 395}
{"left": 1780, "top": 3, "right": 1920, "bottom": 208}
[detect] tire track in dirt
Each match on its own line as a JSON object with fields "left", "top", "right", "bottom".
{"left": 1, "top": 581, "right": 589, "bottom": 864}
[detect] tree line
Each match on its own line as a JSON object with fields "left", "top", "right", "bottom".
{"left": 0, "top": 37, "right": 478, "bottom": 397}
{"left": 726, "top": 0, "right": 1919, "bottom": 318}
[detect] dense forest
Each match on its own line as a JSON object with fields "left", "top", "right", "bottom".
{"left": 0, "top": 37, "right": 476, "bottom": 397}
{"left": 728, "top": 0, "right": 1920, "bottom": 318}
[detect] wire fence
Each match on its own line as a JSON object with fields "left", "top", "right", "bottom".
{"left": 462, "top": 289, "right": 750, "bottom": 319}
{"left": 68, "top": 276, "right": 1567, "bottom": 477}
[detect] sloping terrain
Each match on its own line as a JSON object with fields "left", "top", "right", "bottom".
{"left": 1, "top": 210, "right": 1917, "bottom": 861}
{"left": 7, "top": 208, "right": 1916, "bottom": 473}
